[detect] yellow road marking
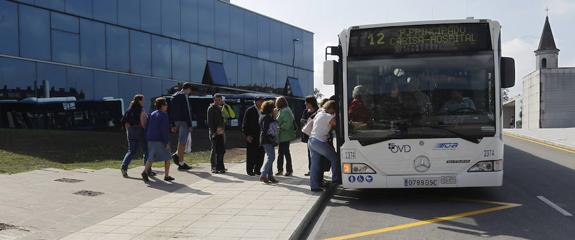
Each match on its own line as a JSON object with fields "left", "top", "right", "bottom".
{"left": 504, "top": 132, "right": 575, "bottom": 154}
{"left": 324, "top": 199, "right": 521, "bottom": 240}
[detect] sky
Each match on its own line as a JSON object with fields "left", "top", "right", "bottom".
{"left": 232, "top": 0, "right": 575, "bottom": 98}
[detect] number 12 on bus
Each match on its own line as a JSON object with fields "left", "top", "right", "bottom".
{"left": 324, "top": 19, "right": 515, "bottom": 188}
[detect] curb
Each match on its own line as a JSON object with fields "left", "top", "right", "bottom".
{"left": 503, "top": 131, "right": 575, "bottom": 153}
{"left": 289, "top": 184, "right": 337, "bottom": 240}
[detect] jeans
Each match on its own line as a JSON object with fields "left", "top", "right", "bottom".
{"left": 261, "top": 144, "right": 275, "bottom": 178}
{"left": 308, "top": 137, "right": 341, "bottom": 190}
{"left": 246, "top": 139, "right": 265, "bottom": 174}
{"left": 121, "top": 127, "right": 148, "bottom": 171}
{"left": 210, "top": 133, "right": 226, "bottom": 171}
{"left": 276, "top": 141, "right": 293, "bottom": 173}
{"left": 307, "top": 148, "right": 311, "bottom": 170}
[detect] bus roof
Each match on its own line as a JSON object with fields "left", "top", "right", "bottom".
{"left": 348, "top": 18, "right": 494, "bottom": 31}
{"left": 20, "top": 97, "right": 77, "bottom": 104}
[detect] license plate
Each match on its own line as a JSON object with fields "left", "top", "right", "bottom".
{"left": 403, "top": 176, "right": 457, "bottom": 187}
{"left": 404, "top": 177, "right": 439, "bottom": 187}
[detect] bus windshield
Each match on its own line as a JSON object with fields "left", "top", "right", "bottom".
{"left": 347, "top": 53, "right": 495, "bottom": 145}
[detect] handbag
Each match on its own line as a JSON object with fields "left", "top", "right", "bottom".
{"left": 185, "top": 132, "right": 192, "bottom": 153}
{"left": 301, "top": 117, "right": 314, "bottom": 136}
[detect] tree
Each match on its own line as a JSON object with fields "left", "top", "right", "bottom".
{"left": 313, "top": 88, "right": 323, "bottom": 99}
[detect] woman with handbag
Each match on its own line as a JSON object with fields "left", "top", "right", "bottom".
{"left": 308, "top": 100, "right": 342, "bottom": 192}
{"left": 259, "top": 100, "right": 280, "bottom": 184}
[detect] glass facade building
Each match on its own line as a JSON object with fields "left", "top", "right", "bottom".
{"left": 0, "top": 0, "right": 314, "bottom": 108}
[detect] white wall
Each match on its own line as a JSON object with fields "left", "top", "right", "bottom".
{"left": 522, "top": 71, "right": 541, "bottom": 129}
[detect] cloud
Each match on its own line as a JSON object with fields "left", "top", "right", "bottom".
{"left": 502, "top": 37, "right": 538, "bottom": 96}
{"left": 565, "top": 57, "right": 575, "bottom": 67}
{"left": 546, "top": 0, "right": 575, "bottom": 15}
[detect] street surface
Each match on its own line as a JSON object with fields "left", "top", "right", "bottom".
{"left": 309, "top": 135, "right": 575, "bottom": 240}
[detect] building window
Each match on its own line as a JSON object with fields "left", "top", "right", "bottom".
{"left": 542, "top": 58, "right": 547, "bottom": 68}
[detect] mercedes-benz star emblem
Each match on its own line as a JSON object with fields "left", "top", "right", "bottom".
{"left": 414, "top": 156, "right": 431, "bottom": 172}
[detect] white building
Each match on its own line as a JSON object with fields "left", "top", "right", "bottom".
{"left": 521, "top": 16, "right": 575, "bottom": 129}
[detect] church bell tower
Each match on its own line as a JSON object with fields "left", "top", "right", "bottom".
{"left": 535, "top": 15, "right": 559, "bottom": 69}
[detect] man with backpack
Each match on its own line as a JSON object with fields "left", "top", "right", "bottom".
{"left": 170, "top": 83, "right": 193, "bottom": 171}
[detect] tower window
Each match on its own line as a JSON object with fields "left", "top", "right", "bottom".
{"left": 542, "top": 58, "right": 547, "bottom": 68}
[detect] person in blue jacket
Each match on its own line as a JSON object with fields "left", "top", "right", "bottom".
{"left": 142, "top": 97, "right": 175, "bottom": 183}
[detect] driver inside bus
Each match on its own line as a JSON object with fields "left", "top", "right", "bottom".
{"left": 439, "top": 90, "right": 476, "bottom": 114}
{"left": 376, "top": 81, "right": 418, "bottom": 121}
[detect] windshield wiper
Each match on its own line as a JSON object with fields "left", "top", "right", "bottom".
{"left": 416, "top": 124, "right": 481, "bottom": 144}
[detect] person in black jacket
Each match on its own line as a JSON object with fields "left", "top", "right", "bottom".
{"left": 242, "top": 96, "right": 265, "bottom": 176}
{"left": 120, "top": 94, "right": 154, "bottom": 178}
{"left": 300, "top": 96, "right": 319, "bottom": 176}
{"left": 207, "top": 93, "right": 226, "bottom": 173}
{"left": 170, "top": 83, "right": 193, "bottom": 171}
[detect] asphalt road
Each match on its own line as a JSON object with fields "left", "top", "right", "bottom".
{"left": 308, "top": 135, "right": 575, "bottom": 240}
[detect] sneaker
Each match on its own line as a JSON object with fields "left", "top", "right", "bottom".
{"left": 216, "top": 169, "right": 226, "bottom": 174}
{"left": 178, "top": 163, "right": 192, "bottom": 171}
{"left": 269, "top": 176, "right": 279, "bottom": 184}
{"left": 147, "top": 170, "right": 157, "bottom": 177}
{"left": 211, "top": 169, "right": 218, "bottom": 173}
{"left": 141, "top": 172, "right": 149, "bottom": 183}
{"left": 260, "top": 176, "right": 271, "bottom": 184}
{"left": 275, "top": 171, "right": 283, "bottom": 176}
{"left": 121, "top": 169, "right": 128, "bottom": 178}
{"left": 247, "top": 172, "right": 255, "bottom": 176}
{"left": 284, "top": 172, "right": 293, "bottom": 177}
{"left": 172, "top": 153, "right": 180, "bottom": 166}
{"left": 164, "top": 176, "right": 175, "bottom": 182}
{"left": 304, "top": 172, "right": 310, "bottom": 176}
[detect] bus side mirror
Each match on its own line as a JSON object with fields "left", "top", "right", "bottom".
{"left": 323, "top": 60, "right": 335, "bottom": 85}
{"left": 501, "top": 57, "right": 515, "bottom": 88}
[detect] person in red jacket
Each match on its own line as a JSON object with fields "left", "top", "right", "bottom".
{"left": 348, "top": 85, "right": 371, "bottom": 123}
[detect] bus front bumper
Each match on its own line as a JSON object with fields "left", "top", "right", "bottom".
{"left": 342, "top": 171, "right": 503, "bottom": 189}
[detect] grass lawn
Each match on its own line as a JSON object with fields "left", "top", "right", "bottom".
{"left": 0, "top": 129, "right": 245, "bottom": 174}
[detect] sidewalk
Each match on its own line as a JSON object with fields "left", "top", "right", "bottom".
{"left": 0, "top": 164, "right": 214, "bottom": 240}
{"left": 58, "top": 142, "right": 322, "bottom": 240}
{"left": 504, "top": 128, "right": 575, "bottom": 151}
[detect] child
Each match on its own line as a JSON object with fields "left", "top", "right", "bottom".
{"left": 142, "top": 97, "right": 175, "bottom": 183}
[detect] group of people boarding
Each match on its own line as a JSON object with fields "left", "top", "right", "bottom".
{"left": 119, "top": 82, "right": 341, "bottom": 192}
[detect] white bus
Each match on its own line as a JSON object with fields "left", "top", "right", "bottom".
{"left": 323, "top": 19, "right": 515, "bottom": 188}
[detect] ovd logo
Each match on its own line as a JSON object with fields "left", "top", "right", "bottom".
{"left": 389, "top": 143, "right": 412, "bottom": 153}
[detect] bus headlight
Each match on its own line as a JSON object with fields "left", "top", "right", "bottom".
{"left": 468, "top": 160, "right": 502, "bottom": 172}
{"left": 343, "top": 163, "right": 376, "bottom": 174}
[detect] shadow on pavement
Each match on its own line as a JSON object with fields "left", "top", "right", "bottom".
{"left": 224, "top": 171, "right": 318, "bottom": 196}
{"left": 184, "top": 171, "right": 244, "bottom": 183}
{"left": 145, "top": 176, "right": 211, "bottom": 195}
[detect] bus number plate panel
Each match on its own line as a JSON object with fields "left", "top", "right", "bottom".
{"left": 404, "top": 176, "right": 456, "bottom": 187}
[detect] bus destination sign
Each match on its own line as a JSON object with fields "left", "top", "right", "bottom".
{"left": 349, "top": 23, "right": 492, "bottom": 56}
